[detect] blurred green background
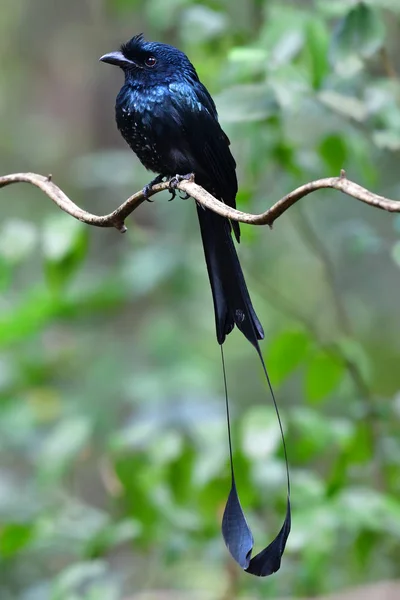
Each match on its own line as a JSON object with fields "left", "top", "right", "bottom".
{"left": 1, "top": 1, "right": 400, "bottom": 598}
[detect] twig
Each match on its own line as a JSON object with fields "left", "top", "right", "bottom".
{"left": 1, "top": 171, "right": 400, "bottom": 232}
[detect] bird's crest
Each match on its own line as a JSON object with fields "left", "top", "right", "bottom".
{"left": 121, "top": 33, "right": 145, "bottom": 57}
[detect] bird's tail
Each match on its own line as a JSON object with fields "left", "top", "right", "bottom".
{"left": 196, "top": 204, "right": 264, "bottom": 347}
{"left": 197, "top": 204, "right": 291, "bottom": 576}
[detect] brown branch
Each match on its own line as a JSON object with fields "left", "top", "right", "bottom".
{"left": 1, "top": 170, "right": 400, "bottom": 232}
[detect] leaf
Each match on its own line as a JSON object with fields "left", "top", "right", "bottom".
{"left": 85, "top": 519, "right": 141, "bottom": 557}
{"left": 216, "top": 84, "right": 278, "bottom": 123}
{"left": 291, "top": 407, "right": 354, "bottom": 460}
{"left": 373, "top": 129, "right": 400, "bottom": 151}
{"left": 39, "top": 416, "right": 92, "bottom": 478}
{"left": 305, "top": 18, "right": 329, "bottom": 89}
{"left": 228, "top": 47, "right": 269, "bottom": 65}
{"left": 267, "top": 330, "right": 310, "bottom": 386}
{"left": 347, "top": 421, "right": 374, "bottom": 463}
{"left": 271, "top": 30, "right": 304, "bottom": 67}
{"left": 318, "top": 90, "right": 369, "bottom": 121}
{"left": 336, "top": 337, "right": 372, "bottom": 384}
{"left": 305, "top": 350, "right": 345, "bottom": 403}
{"left": 42, "top": 215, "right": 88, "bottom": 290}
{"left": 144, "top": 0, "right": 191, "bottom": 32}
{"left": 180, "top": 6, "right": 228, "bottom": 43}
{"left": 331, "top": 3, "right": 385, "bottom": 63}
{"left": 0, "top": 257, "right": 12, "bottom": 292}
{"left": 319, "top": 134, "right": 348, "bottom": 173}
{"left": 0, "top": 288, "right": 59, "bottom": 347}
{"left": 52, "top": 560, "right": 107, "bottom": 598}
{"left": 0, "top": 523, "right": 34, "bottom": 557}
{"left": 335, "top": 488, "right": 400, "bottom": 536}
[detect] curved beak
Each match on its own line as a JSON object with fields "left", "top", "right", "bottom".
{"left": 99, "top": 51, "right": 134, "bottom": 68}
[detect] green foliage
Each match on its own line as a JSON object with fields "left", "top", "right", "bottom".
{"left": 1, "top": 0, "right": 400, "bottom": 598}
{"left": 305, "top": 349, "right": 345, "bottom": 404}
{"left": 331, "top": 3, "right": 385, "bottom": 62}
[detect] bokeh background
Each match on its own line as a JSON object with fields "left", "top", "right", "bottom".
{"left": 1, "top": 1, "right": 400, "bottom": 598}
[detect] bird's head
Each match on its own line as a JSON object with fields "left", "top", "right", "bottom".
{"left": 100, "top": 34, "right": 198, "bottom": 86}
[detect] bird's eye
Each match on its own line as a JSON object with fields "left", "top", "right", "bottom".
{"left": 145, "top": 56, "right": 157, "bottom": 67}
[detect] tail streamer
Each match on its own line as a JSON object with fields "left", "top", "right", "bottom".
{"left": 220, "top": 344, "right": 291, "bottom": 576}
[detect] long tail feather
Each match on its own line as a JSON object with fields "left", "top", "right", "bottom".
{"left": 197, "top": 204, "right": 291, "bottom": 577}
{"left": 196, "top": 205, "right": 264, "bottom": 346}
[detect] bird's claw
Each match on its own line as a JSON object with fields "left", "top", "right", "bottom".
{"left": 168, "top": 173, "right": 194, "bottom": 201}
{"left": 169, "top": 173, "right": 195, "bottom": 189}
{"left": 142, "top": 183, "right": 154, "bottom": 202}
{"left": 142, "top": 174, "right": 165, "bottom": 202}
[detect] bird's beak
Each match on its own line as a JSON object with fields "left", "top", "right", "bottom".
{"left": 99, "top": 51, "right": 134, "bottom": 68}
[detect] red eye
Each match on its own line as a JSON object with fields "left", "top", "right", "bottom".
{"left": 145, "top": 56, "right": 157, "bottom": 67}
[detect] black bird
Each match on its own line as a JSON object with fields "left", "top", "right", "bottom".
{"left": 100, "top": 34, "right": 263, "bottom": 348}
{"left": 100, "top": 35, "right": 290, "bottom": 577}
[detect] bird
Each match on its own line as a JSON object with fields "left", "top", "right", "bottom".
{"left": 100, "top": 34, "right": 290, "bottom": 577}
{"left": 99, "top": 33, "right": 264, "bottom": 349}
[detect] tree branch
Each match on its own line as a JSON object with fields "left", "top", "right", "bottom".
{"left": 1, "top": 170, "right": 400, "bottom": 232}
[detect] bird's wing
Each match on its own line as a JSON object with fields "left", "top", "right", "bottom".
{"left": 167, "top": 81, "right": 238, "bottom": 211}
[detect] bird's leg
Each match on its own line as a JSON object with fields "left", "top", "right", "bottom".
{"left": 168, "top": 173, "right": 195, "bottom": 201}
{"left": 142, "top": 174, "right": 165, "bottom": 202}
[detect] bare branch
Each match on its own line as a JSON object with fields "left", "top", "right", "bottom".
{"left": 1, "top": 171, "right": 400, "bottom": 232}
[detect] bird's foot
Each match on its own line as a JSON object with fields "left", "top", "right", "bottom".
{"left": 142, "top": 174, "right": 165, "bottom": 202}
{"left": 169, "top": 172, "right": 195, "bottom": 188}
{"left": 168, "top": 173, "right": 194, "bottom": 201}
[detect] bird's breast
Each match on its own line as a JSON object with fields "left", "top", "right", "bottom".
{"left": 115, "top": 85, "right": 173, "bottom": 173}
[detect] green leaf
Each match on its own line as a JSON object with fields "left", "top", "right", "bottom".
{"left": 52, "top": 560, "right": 107, "bottom": 599}
{"left": 144, "top": 0, "right": 190, "bottom": 31}
{"left": 373, "top": 129, "right": 400, "bottom": 151}
{"left": 331, "top": 3, "right": 385, "bottom": 63}
{"left": 0, "top": 288, "right": 60, "bottom": 347}
{"left": 335, "top": 488, "right": 400, "bottom": 536}
{"left": 216, "top": 84, "right": 278, "bottom": 123}
{"left": 39, "top": 416, "right": 92, "bottom": 479}
{"left": 42, "top": 215, "right": 88, "bottom": 290}
{"left": 306, "top": 18, "right": 329, "bottom": 89}
{"left": 0, "top": 256, "right": 12, "bottom": 292}
{"left": 319, "top": 134, "right": 348, "bottom": 173}
{"left": 271, "top": 30, "right": 304, "bottom": 67}
{"left": 291, "top": 407, "right": 354, "bottom": 460}
{"left": 318, "top": 90, "right": 369, "bottom": 121}
{"left": 0, "top": 523, "right": 34, "bottom": 557}
{"left": 228, "top": 47, "right": 269, "bottom": 65}
{"left": 180, "top": 6, "right": 228, "bottom": 43}
{"left": 267, "top": 329, "right": 310, "bottom": 386}
{"left": 305, "top": 350, "right": 345, "bottom": 403}
{"left": 335, "top": 337, "right": 372, "bottom": 385}
{"left": 85, "top": 519, "right": 141, "bottom": 558}
{"left": 347, "top": 421, "right": 374, "bottom": 463}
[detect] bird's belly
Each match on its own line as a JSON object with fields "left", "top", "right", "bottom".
{"left": 117, "top": 116, "right": 162, "bottom": 172}
{"left": 117, "top": 110, "right": 175, "bottom": 174}
{"left": 116, "top": 107, "right": 191, "bottom": 175}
